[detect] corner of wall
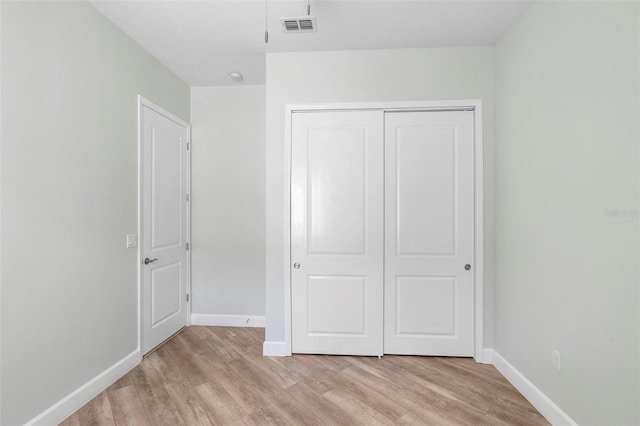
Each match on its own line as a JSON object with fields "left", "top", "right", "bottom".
{"left": 488, "top": 350, "right": 577, "bottom": 426}
{"left": 24, "top": 351, "right": 141, "bottom": 426}
{"left": 262, "top": 341, "right": 290, "bottom": 357}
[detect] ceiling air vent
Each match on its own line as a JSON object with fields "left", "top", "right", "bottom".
{"left": 281, "top": 16, "right": 317, "bottom": 33}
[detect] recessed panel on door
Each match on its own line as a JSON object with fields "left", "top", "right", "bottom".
{"left": 396, "top": 127, "right": 456, "bottom": 256}
{"left": 307, "top": 276, "right": 366, "bottom": 335}
{"left": 385, "top": 110, "right": 474, "bottom": 356}
{"left": 308, "top": 128, "right": 366, "bottom": 255}
{"left": 291, "top": 111, "right": 384, "bottom": 356}
{"left": 395, "top": 276, "right": 456, "bottom": 336}
{"left": 151, "top": 128, "right": 183, "bottom": 250}
{"left": 151, "top": 262, "right": 182, "bottom": 327}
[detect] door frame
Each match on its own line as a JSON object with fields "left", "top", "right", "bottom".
{"left": 137, "top": 95, "right": 192, "bottom": 354}
{"left": 283, "top": 100, "right": 485, "bottom": 361}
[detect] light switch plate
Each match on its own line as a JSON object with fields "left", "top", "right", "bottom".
{"left": 126, "top": 234, "right": 138, "bottom": 248}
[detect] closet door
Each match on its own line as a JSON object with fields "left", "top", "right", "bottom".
{"left": 384, "top": 111, "right": 475, "bottom": 356}
{"left": 291, "top": 111, "right": 384, "bottom": 356}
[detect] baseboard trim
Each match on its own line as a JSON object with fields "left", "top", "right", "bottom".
{"left": 481, "top": 348, "right": 494, "bottom": 364}
{"left": 488, "top": 349, "right": 577, "bottom": 426}
{"left": 473, "top": 348, "right": 494, "bottom": 364}
{"left": 263, "top": 341, "right": 290, "bottom": 356}
{"left": 191, "top": 313, "right": 265, "bottom": 328}
{"left": 25, "top": 349, "right": 141, "bottom": 426}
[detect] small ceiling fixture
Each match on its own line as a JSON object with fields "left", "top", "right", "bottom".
{"left": 229, "top": 72, "right": 243, "bottom": 82}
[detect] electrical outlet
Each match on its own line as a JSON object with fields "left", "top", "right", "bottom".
{"left": 126, "top": 234, "right": 138, "bottom": 248}
{"left": 552, "top": 350, "right": 561, "bottom": 370}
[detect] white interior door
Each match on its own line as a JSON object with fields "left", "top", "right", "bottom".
{"left": 384, "top": 110, "right": 474, "bottom": 356}
{"left": 291, "top": 111, "right": 384, "bottom": 356}
{"left": 140, "top": 101, "right": 190, "bottom": 355}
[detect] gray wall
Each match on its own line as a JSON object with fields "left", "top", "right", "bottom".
{"left": 265, "top": 48, "right": 495, "bottom": 346}
{"left": 191, "top": 85, "right": 266, "bottom": 317}
{"left": 0, "top": 2, "right": 189, "bottom": 424}
{"left": 493, "top": 1, "right": 639, "bottom": 424}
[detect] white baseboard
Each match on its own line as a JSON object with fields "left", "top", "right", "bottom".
{"left": 480, "top": 348, "right": 494, "bottom": 364}
{"left": 191, "top": 313, "right": 265, "bottom": 328}
{"left": 25, "top": 349, "right": 141, "bottom": 426}
{"left": 487, "top": 349, "right": 577, "bottom": 426}
{"left": 472, "top": 348, "right": 494, "bottom": 364}
{"left": 263, "top": 341, "right": 290, "bottom": 356}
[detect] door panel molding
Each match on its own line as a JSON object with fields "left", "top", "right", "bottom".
{"left": 283, "top": 100, "right": 484, "bottom": 361}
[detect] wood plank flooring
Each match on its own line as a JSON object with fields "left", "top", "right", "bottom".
{"left": 60, "top": 326, "right": 548, "bottom": 426}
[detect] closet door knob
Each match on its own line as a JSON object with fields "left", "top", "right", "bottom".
{"left": 293, "top": 263, "right": 301, "bottom": 269}
{"left": 464, "top": 264, "right": 471, "bottom": 271}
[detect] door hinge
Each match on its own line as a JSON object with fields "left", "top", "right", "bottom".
{"left": 186, "top": 142, "right": 190, "bottom": 151}
{"left": 186, "top": 193, "right": 190, "bottom": 202}
{"left": 186, "top": 294, "right": 190, "bottom": 302}
{"left": 186, "top": 242, "right": 189, "bottom": 251}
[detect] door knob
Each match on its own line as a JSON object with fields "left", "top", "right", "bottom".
{"left": 293, "top": 262, "right": 300, "bottom": 269}
{"left": 464, "top": 264, "right": 471, "bottom": 271}
{"left": 144, "top": 257, "right": 158, "bottom": 265}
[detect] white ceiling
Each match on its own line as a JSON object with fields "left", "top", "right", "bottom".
{"left": 89, "top": 0, "right": 531, "bottom": 87}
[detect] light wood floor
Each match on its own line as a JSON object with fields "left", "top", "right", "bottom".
{"left": 60, "top": 326, "right": 548, "bottom": 426}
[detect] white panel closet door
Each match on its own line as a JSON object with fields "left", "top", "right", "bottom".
{"left": 384, "top": 111, "right": 474, "bottom": 356}
{"left": 291, "top": 111, "right": 384, "bottom": 356}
